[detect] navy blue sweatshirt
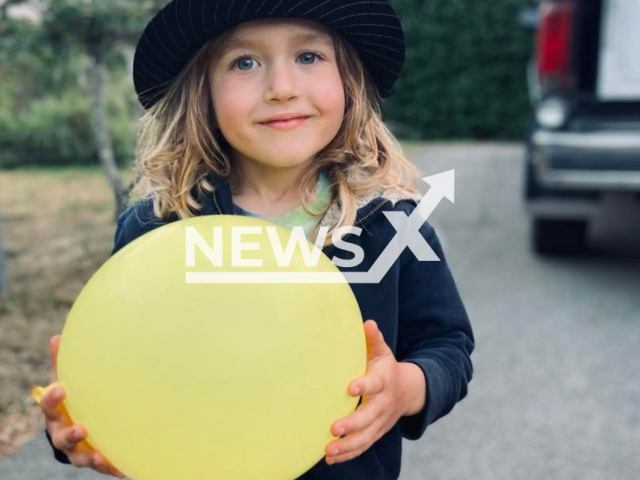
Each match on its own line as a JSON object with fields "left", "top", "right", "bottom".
{"left": 46, "top": 172, "right": 475, "bottom": 480}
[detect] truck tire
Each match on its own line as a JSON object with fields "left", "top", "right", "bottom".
{"left": 532, "top": 218, "right": 589, "bottom": 254}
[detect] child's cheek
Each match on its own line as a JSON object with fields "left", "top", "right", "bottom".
{"left": 212, "top": 81, "right": 254, "bottom": 130}
{"left": 319, "top": 85, "right": 346, "bottom": 126}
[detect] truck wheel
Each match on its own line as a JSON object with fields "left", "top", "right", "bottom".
{"left": 532, "top": 218, "right": 589, "bottom": 254}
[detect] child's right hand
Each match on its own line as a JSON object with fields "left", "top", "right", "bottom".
{"left": 34, "top": 335, "right": 125, "bottom": 478}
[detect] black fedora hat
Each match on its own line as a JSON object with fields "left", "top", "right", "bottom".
{"left": 133, "top": 0, "right": 405, "bottom": 110}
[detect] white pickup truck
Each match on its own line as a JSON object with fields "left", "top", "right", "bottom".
{"left": 521, "top": 0, "right": 640, "bottom": 254}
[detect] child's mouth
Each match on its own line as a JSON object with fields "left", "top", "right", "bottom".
{"left": 260, "top": 117, "right": 310, "bottom": 130}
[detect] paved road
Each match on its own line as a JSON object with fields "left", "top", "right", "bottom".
{"left": 2, "top": 142, "right": 639, "bottom": 480}
{"left": 401, "top": 142, "right": 640, "bottom": 480}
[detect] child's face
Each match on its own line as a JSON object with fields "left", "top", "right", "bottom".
{"left": 208, "top": 18, "right": 345, "bottom": 173}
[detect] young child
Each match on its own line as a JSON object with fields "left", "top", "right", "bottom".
{"left": 38, "top": 1, "right": 475, "bottom": 479}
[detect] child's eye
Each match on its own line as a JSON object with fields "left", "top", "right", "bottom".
{"left": 230, "top": 52, "right": 322, "bottom": 71}
{"left": 298, "top": 52, "right": 321, "bottom": 65}
{"left": 233, "top": 56, "right": 256, "bottom": 71}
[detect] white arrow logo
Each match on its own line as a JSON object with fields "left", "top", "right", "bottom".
{"left": 343, "top": 169, "right": 455, "bottom": 284}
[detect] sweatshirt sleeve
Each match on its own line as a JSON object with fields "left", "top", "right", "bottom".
{"left": 110, "top": 206, "right": 130, "bottom": 257}
{"left": 110, "top": 199, "right": 166, "bottom": 256}
{"left": 395, "top": 217, "right": 475, "bottom": 441}
{"left": 45, "top": 429, "right": 71, "bottom": 464}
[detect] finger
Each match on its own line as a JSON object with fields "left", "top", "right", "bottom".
{"left": 69, "top": 448, "right": 104, "bottom": 472}
{"left": 107, "top": 466, "right": 126, "bottom": 478}
{"left": 110, "top": 467, "right": 126, "bottom": 478}
{"left": 348, "top": 373, "right": 384, "bottom": 398}
{"left": 68, "top": 451, "right": 97, "bottom": 469}
{"left": 90, "top": 452, "right": 125, "bottom": 478}
{"left": 326, "top": 423, "right": 380, "bottom": 464}
{"left": 49, "top": 335, "right": 61, "bottom": 381}
{"left": 40, "top": 384, "right": 66, "bottom": 422}
{"left": 51, "top": 424, "right": 86, "bottom": 452}
{"left": 326, "top": 444, "right": 367, "bottom": 465}
{"left": 363, "top": 320, "right": 388, "bottom": 361}
{"left": 330, "top": 397, "right": 380, "bottom": 437}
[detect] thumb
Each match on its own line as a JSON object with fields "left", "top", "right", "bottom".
{"left": 364, "top": 320, "right": 388, "bottom": 360}
{"left": 49, "top": 335, "right": 61, "bottom": 381}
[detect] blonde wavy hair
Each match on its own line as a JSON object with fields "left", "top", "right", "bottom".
{"left": 132, "top": 23, "right": 422, "bottom": 246}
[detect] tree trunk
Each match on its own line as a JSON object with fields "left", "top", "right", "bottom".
{"left": 88, "top": 53, "right": 127, "bottom": 221}
{"left": 0, "top": 200, "right": 8, "bottom": 296}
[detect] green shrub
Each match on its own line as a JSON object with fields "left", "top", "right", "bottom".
{"left": 0, "top": 70, "right": 137, "bottom": 169}
{"left": 383, "top": 0, "right": 535, "bottom": 140}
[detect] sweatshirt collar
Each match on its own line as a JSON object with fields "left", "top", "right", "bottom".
{"left": 204, "top": 171, "right": 422, "bottom": 230}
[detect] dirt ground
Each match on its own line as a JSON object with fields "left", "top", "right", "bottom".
{"left": 0, "top": 167, "right": 136, "bottom": 459}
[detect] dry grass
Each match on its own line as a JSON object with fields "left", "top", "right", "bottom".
{"left": 0, "top": 167, "right": 135, "bottom": 459}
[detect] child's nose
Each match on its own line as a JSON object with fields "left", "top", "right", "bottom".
{"left": 263, "top": 59, "right": 300, "bottom": 102}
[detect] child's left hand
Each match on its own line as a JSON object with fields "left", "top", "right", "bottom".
{"left": 325, "top": 319, "right": 413, "bottom": 465}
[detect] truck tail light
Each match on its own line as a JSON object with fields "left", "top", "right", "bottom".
{"left": 536, "top": 0, "right": 575, "bottom": 90}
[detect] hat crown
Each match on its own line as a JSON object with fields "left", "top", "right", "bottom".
{"left": 134, "top": 0, "right": 405, "bottom": 109}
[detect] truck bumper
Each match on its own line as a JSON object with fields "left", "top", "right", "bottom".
{"left": 525, "top": 197, "right": 601, "bottom": 219}
{"left": 532, "top": 130, "right": 640, "bottom": 191}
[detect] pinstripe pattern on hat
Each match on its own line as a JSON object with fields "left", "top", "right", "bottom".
{"left": 133, "top": 0, "right": 405, "bottom": 109}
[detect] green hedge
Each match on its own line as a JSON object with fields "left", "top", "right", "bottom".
{"left": 383, "top": 0, "right": 535, "bottom": 140}
{"left": 0, "top": 85, "right": 136, "bottom": 169}
{"left": 0, "top": 43, "right": 138, "bottom": 170}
